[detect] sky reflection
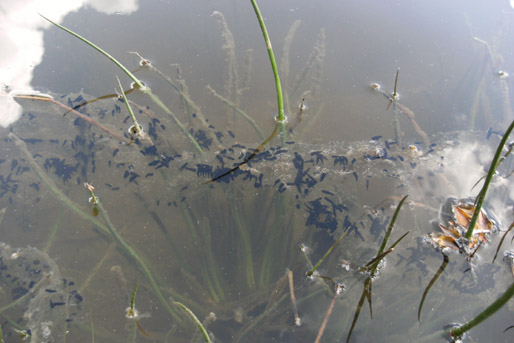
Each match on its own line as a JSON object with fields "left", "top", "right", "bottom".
{"left": 0, "top": 0, "right": 138, "bottom": 127}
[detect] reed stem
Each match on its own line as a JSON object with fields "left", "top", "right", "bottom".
{"left": 249, "top": 0, "right": 286, "bottom": 141}
{"left": 465, "top": 118, "right": 514, "bottom": 239}
{"left": 450, "top": 281, "right": 514, "bottom": 339}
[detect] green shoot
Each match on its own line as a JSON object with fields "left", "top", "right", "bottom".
{"left": 386, "top": 68, "right": 400, "bottom": 111}
{"left": 126, "top": 284, "right": 139, "bottom": 319}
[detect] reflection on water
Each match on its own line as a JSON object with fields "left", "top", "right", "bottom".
{"left": 0, "top": 0, "right": 138, "bottom": 127}
{"left": 0, "top": 1, "right": 514, "bottom": 342}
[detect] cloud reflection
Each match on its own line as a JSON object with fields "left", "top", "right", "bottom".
{"left": 0, "top": 0, "right": 138, "bottom": 127}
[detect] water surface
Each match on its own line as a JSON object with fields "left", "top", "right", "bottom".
{"left": 1, "top": 1, "right": 514, "bottom": 342}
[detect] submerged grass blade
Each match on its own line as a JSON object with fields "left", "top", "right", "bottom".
{"left": 450, "top": 281, "right": 514, "bottom": 339}
{"left": 43, "top": 208, "right": 64, "bottom": 253}
{"left": 347, "top": 196, "right": 409, "bottom": 342}
{"left": 373, "top": 195, "right": 408, "bottom": 271}
{"left": 465, "top": 118, "right": 514, "bottom": 239}
{"left": 307, "top": 229, "right": 349, "bottom": 276}
{"left": 39, "top": 14, "right": 204, "bottom": 154}
{"left": 174, "top": 302, "right": 213, "bottom": 343}
{"left": 9, "top": 133, "right": 110, "bottom": 236}
{"left": 346, "top": 278, "right": 371, "bottom": 343}
{"left": 280, "top": 20, "right": 302, "bottom": 116}
{"left": 418, "top": 253, "right": 449, "bottom": 321}
{"left": 230, "top": 196, "right": 256, "bottom": 289}
{"left": 206, "top": 84, "right": 265, "bottom": 139}
{"left": 249, "top": 0, "right": 287, "bottom": 141}
{"left": 95, "top": 200, "right": 183, "bottom": 323}
{"left": 211, "top": 10, "right": 239, "bottom": 107}
{"left": 10, "top": 132, "right": 182, "bottom": 323}
{"left": 116, "top": 76, "right": 142, "bottom": 134}
{"left": 129, "top": 52, "right": 213, "bottom": 133}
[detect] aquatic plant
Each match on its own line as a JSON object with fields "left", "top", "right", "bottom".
{"left": 450, "top": 281, "right": 514, "bottom": 340}
{"left": 115, "top": 76, "right": 142, "bottom": 136}
{"left": 372, "top": 68, "right": 430, "bottom": 146}
{"left": 1, "top": 4, "right": 513, "bottom": 343}
{"left": 464, "top": 118, "right": 514, "bottom": 240}
{"left": 346, "top": 195, "right": 409, "bottom": 343}
{"left": 39, "top": 14, "right": 204, "bottom": 154}
{"left": 250, "top": 0, "right": 287, "bottom": 140}
{"left": 174, "top": 301, "right": 213, "bottom": 343}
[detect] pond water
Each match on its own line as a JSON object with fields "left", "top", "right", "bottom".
{"left": 1, "top": 0, "right": 514, "bottom": 342}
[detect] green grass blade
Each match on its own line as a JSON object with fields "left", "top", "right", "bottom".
{"left": 307, "top": 229, "right": 349, "bottom": 276}
{"left": 249, "top": 0, "right": 287, "bottom": 142}
{"left": 39, "top": 14, "right": 144, "bottom": 90}
{"left": 373, "top": 195, "right": 408, "bottom": 270}
{"left": 174, "top": 302, "right": 213, "bottom": 343}
{"left": 465, "top": 118, "right": 514, "bottom": 239}
{"left": 116, "top": 76, "right": 142, "bottom": 134}
{"left": 130, "top": 284, "right": 138, "bottom": 312}
{"left": 39, "top": 14, "right": 204, "bottom": 154}
{"left": 450, "top": 281, "right": 514, "bottom": 339}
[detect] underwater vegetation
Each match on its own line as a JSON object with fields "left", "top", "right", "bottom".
{"left": 1, "top": 1, "right": 514, "bottom": 342}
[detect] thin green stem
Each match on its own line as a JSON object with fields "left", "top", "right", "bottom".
{"left": 95, "top": 200, "right": 182, "bottom": 323}
{"left": 374, "top": 195, "right": 408, "bottom": 268}
{"left": 174, "top": 302, "right": 213, "bottom": 343}
{"left": 450, "top": 281, "right": 514, "bottom": 339}
{"left": 43, "top": 208, "right": 65, "bottom": 253}
{"left": 206, "top": 84, "right": 265, "bottom": 140}
{"left": 116, "top": 76, "right": 142, "bottom": 134}
{"left": 39, "top": 14, "right": 204, "bottom": 154}
{"left": 230, "top": 194, "right": 256, "bottom": 289}
{"left": 9, "top": 133, "right": 182, "bottom": 324}
{"left": 249, "top": 0, "right": 287, "bottom": 141}
{"left": 10, "top": 133, "right": 110, "bottom": 236}
{"left": 130, "top": 284, "right": 138, "bottom": 312}
{"left": 465, "top": 118, "right": 514, "bottom": 239}
{"left": 307, "top": 229, "right": 349, "bottom": 276}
